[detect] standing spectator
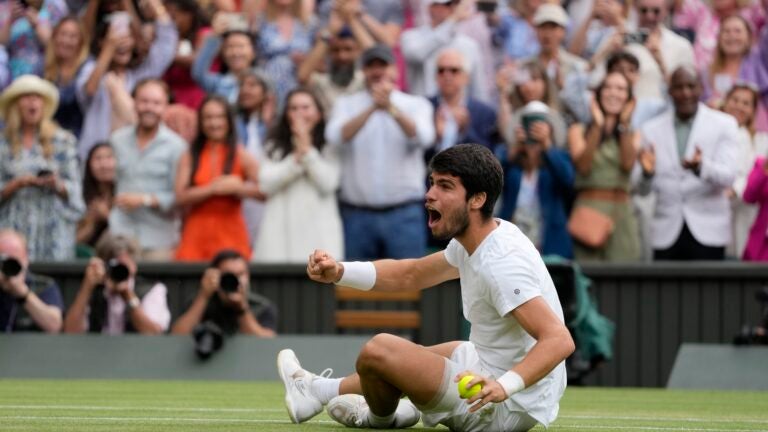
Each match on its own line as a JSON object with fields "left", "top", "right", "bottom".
{"left": 109, "top": 79, "right": 186, "bottom": 261}
{"left": 297, "top": 6, "right": 372, "bottom": 115}
{"left": 192, "top": 14, "right": 259, "bottom": 103}
{"left": 254, "top": 88, "right": 343, "bottom": 263}
{"left": 77, "top": 0, "right": 178, "bottom": 158}
{"left": 401, "top": 0, "right": 487, "bottom": 102}
{"left": 568, "top": 0, "right": 625, "bottom": 62}
{"left": 0, "top": 0, "right": 68, "bottom": 79}
{"left": 175, "top": 96, "right": 262, "bottom": 262}
{"left": 325, "top": 45, "right": 435, "bottom": 260}
{"left": 721, "top": 84, "right": 768, "bottom": 257}
{"left": 638, "top": 67, "right": 739, "bottom": 261}
{"left": 498, "top": 104, "right": 575, "bottom": 258}
{"left": 592, "top": 0, "right": 694, "bottom": 102}
{"left": 521, "top": 3, "right": 587, "bottom": 92}
{"left": 568, "top": 72, "right": 640, "bottom": 262}
{"left": 63, "top": 234, "right": 171, "bottom": 335}
{"left": 488, "top": 0, "right": 542, "bottom": 62}
{"left": 430, "top": 49, "right": 498, "bottom": 152}
{"left": 0, "top": 229, "right": 63, "bottom": 333}
{"left": 44, "top": 16, "right": 90, "bottom": 138}
{"left": 0, "top": 75, "right": 84, "bottom": 261}
{"left": 742, "top": 158, "right": 768, "bottom": 261}
{"left": 256, "top": 0, "right": 315, "bottom": 106}
{"left": 76, "top": 142, "right": 116, "bottom": 255}
{"left": 163, "top": 0, "right": 209, "bottom": 110}
{"left": 703, "top": 15, "right": 768, "bottom": 132}
{"left": 172, "top": 249, "right": 277, "bottom": 337}
{"left": 497, "top": 61, "right": 568, "bottom": 152}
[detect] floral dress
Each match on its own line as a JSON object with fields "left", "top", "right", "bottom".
{"left": 257, "top": 17, "right": 314, "bottom": 107}
{"left": 0, "top": 129, "right": 84, "bottom": 260}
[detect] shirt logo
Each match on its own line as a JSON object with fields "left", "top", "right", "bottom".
{"left": 514, "top": 289, "right": 520, "bottom": 295}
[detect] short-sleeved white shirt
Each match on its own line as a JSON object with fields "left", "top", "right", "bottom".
{"left": 443, "top": 219, "right": 567, "bottom": 427}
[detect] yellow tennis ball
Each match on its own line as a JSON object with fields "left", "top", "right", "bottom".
{"left": 457, "top": 375, "right": 482, "bottom": 399}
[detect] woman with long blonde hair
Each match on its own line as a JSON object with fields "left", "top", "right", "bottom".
{"left": 44, "top": 16, "right": 90, "bottom": 137}
{"left": 0, "top": 75, "right": 84, "bottom": 261}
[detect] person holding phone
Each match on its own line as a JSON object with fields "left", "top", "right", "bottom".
{"left": 0, "top": 75, "right": 84, "bottom": 261}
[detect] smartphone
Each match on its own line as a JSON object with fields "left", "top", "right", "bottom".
{"left": 37, "top": 168, "right": 53, "bottom": 177}
{"left": 108, "top": 11, "right": 131, "bottom": 37}
{"left": 222, "top": 12, "right": 248, "bottom": 32}
{"left": 476, "top": 0, "right": 498, "bottom": 13}
{"left": 623, "top": 29, "right": 649, "bottom": 45}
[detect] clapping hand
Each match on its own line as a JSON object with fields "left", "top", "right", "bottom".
{"left": 682, "top": 147, "right": 702, "bottom": 174}
{"left": 639, "top": 145, "right": 656, "bottom": 176}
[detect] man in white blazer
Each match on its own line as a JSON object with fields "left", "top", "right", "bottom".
{"left": 637, "top": 66, "right": 739, "bottom": 260}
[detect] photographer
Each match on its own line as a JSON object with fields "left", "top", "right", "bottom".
{"left": 63, "top": 234, "right": 170, "bottom": 334}
{"left": 171, "top": 249, "right": 276, "bottom": 337}
{"left": 0, "top": 229, "right": 63, "bottom": 333}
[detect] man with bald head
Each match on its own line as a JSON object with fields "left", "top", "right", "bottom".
{"left": 430, "top": 49, "right": 498, "bottom": 152}
{"left": 0, "top": 229, "right": 64, "bottom": 332}
{"left": 637, "top": 67, "right": 739, "bottom": 260}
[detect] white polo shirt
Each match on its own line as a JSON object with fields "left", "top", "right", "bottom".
{"left": 443, "top": 219, "right": 567, "bottom": 427}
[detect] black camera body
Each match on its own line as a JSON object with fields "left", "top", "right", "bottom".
{"left": 219, "top": 272, "right": 240, "bottom": 293}
{"left": 193, "top": 321, "right": 224, "bottom": 360}
{"left": 0, "top": 255, "right": 22, "bottom": 278}
{"left": 476, "top": 0, "right": 497, "bottom": 13}
{"left": 108, "top": 259, "right": 130, "bottom": 283}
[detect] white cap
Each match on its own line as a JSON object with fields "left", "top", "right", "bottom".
{"left": 533, "top": 4, "right": 569, "bottom": 27}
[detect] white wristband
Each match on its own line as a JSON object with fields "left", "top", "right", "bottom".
{"left": 496, "top": 371, "right": 525, "bottom": 397}
{"left": 336, "top": 261, "right": 376, "bottom": 291}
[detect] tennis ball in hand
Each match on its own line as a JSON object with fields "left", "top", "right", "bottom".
{"left": 458, "top": 375, "right": 482, "bottom": 399}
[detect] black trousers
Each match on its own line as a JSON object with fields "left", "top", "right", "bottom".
{"left": 653, "top": 223, "right": 725, "bottom": 261}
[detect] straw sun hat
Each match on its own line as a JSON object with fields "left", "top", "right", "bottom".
{"left": 0, "top": 75, "right": 60, "bottom": 121}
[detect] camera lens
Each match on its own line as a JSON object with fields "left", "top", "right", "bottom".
{"left": 220, "top": 272, "right": 240, "bottom": 293}
{"left": 108, "top": 260, "right": 130, "bottom": 283}
{"left": 0, "top": 256, "right": 22, "bottom": 278}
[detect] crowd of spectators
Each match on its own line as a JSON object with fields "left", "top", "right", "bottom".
{"left": 0, "top": 0, "right": 767, "bottom": 280}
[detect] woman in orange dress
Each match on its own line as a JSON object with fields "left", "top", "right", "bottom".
{"left": 175, "top": 95, "right": 262, "bottom": 261}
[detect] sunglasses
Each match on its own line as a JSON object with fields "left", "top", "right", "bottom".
{"left": 639, "top": 7, "right": 661, "bottom": 15}
{"left": 437, "top": 67, "right": 462, "bottom": 75}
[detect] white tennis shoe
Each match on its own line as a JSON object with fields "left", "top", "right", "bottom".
{"left": 276, "top": 349, "right": 332, "bottom": 423}
{"left": 326, "top": 394, "right": 421, "bottom": 429}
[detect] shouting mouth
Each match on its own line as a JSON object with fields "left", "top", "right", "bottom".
{"left": 427, "top": 206, "right": 442, "bottom": 229}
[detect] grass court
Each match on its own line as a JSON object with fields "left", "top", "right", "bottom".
{"left": 1, "top": 379, "right": 766, "bottom": 431}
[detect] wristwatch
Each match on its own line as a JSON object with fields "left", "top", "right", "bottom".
{"left": 15, "top": 290, "right": 30, "bottom": 306}
{"left": 616, "top": 123, "right": 632, "bottom": 135}
{"left": 388, "top": 105, "right": 400, "bottom": 117}
{"left": 127, "top": 295, "right": 141, "bottom": 309}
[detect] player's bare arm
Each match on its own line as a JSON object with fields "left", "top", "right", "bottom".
{"left": 307, "top": 249, "right": 459, "bottom": 292}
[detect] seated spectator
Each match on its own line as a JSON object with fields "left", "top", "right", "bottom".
{"left": 77, "top": 0, "right": 178, "bottom": 158}
{"left": 401, "top": 0, "right": 487, "bottom": 101}
{"left": 488, "top": 0, "right": 541, "bottom": 62}
{"left": 520, "top": 3, "right": 587, "bottom": 91}
{"left": 429, "top": 49, "right": 498, "bottom": 152}
{"left": 76, "top": 142, "right": 116, "bottom": 255}
{"left": 192, "top": 16, "right": 259, "bottom": 103}
{"left": 0, "top": 0, "right": 68, "bottom": 79}
{"left": 45, "top": 16, "right": 91, "bottom": 138}
{"left": 109, "top": 79, "right": 186, "bottom": 261}
{"left": 497, "top": 61, "right": 567, "bottom": 151}
{"left": 591, "top": 0, "right": 694, "bottom": 102}
{"left": 175, "top": 95, "right": 261, "bottom": 261}
{"left": 721, "top": 84, "right": 768, "bottom": 257}
{"left": 0, "top": 229, "right": 63, "bottom": 333}
{"left": 0, "top": 75, "right": 84, "bottom": 261}
{"left": 254, "top": 88, "right": 343, "bottom": 263}
{"left": 702, "top": 15, "right": 768, "bottom": 132}
{"left": 498, "top": 103, "right": 575, "bottom": 258}
{"left": 163, "top": 0, "right": 209, "bottom": 110}
{"left": 63, "top": 234, "right": 171, "bottom": 335}
{"left": 325, "top": 44, "right": 435, "bottom": 260}
{"left": 297, "top": 6, "right": 372, "bottom": 115}
{"left": 568, "top": 71, "right": 640, "bottom": 262}
{"left": 638, "top": 67, "right": 739, "bottom": 261}
{"left": 171, "top": 249, "right": 276, "bottom": 337}
{"left": 255, "top": 0, "right": 315, "bottom": 106}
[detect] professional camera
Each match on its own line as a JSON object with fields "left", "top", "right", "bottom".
{"left": 107, "top": 259, "right": 130, "bottom": 283}
{"left": 193, "top": 321, "right": 224, "bottom": 360}
{"left": 733, "top": 287, "right": 768, "bottom": 346}
{"left": 219, "top": 272, "right": 240, "bottom": 293}
{"left": 0, "top": 255, "right": 22, "bottom": 278}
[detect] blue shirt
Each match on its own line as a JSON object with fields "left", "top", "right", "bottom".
{"left": 0, "top": 273, "right": 64, "bottom": 333}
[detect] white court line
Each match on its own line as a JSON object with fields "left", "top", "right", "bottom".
{"left": 561, "top": 416, "right": 768, "bottom": 425}
{"left": 2, "top": 416, "right": 765, "bottom": 431}
{"left": 0, "top": 404, "right": 283, "bottom": 413}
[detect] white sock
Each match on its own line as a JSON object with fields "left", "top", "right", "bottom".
{"left": 310, "top": 377, "right": 342, "bottom": 405}
{"left": 367, "top": 410, "right": 395, "bottom": 428}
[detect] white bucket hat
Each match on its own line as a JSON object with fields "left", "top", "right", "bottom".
{"left": 0, "top": 75, "right": 60, "bottom": 121}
